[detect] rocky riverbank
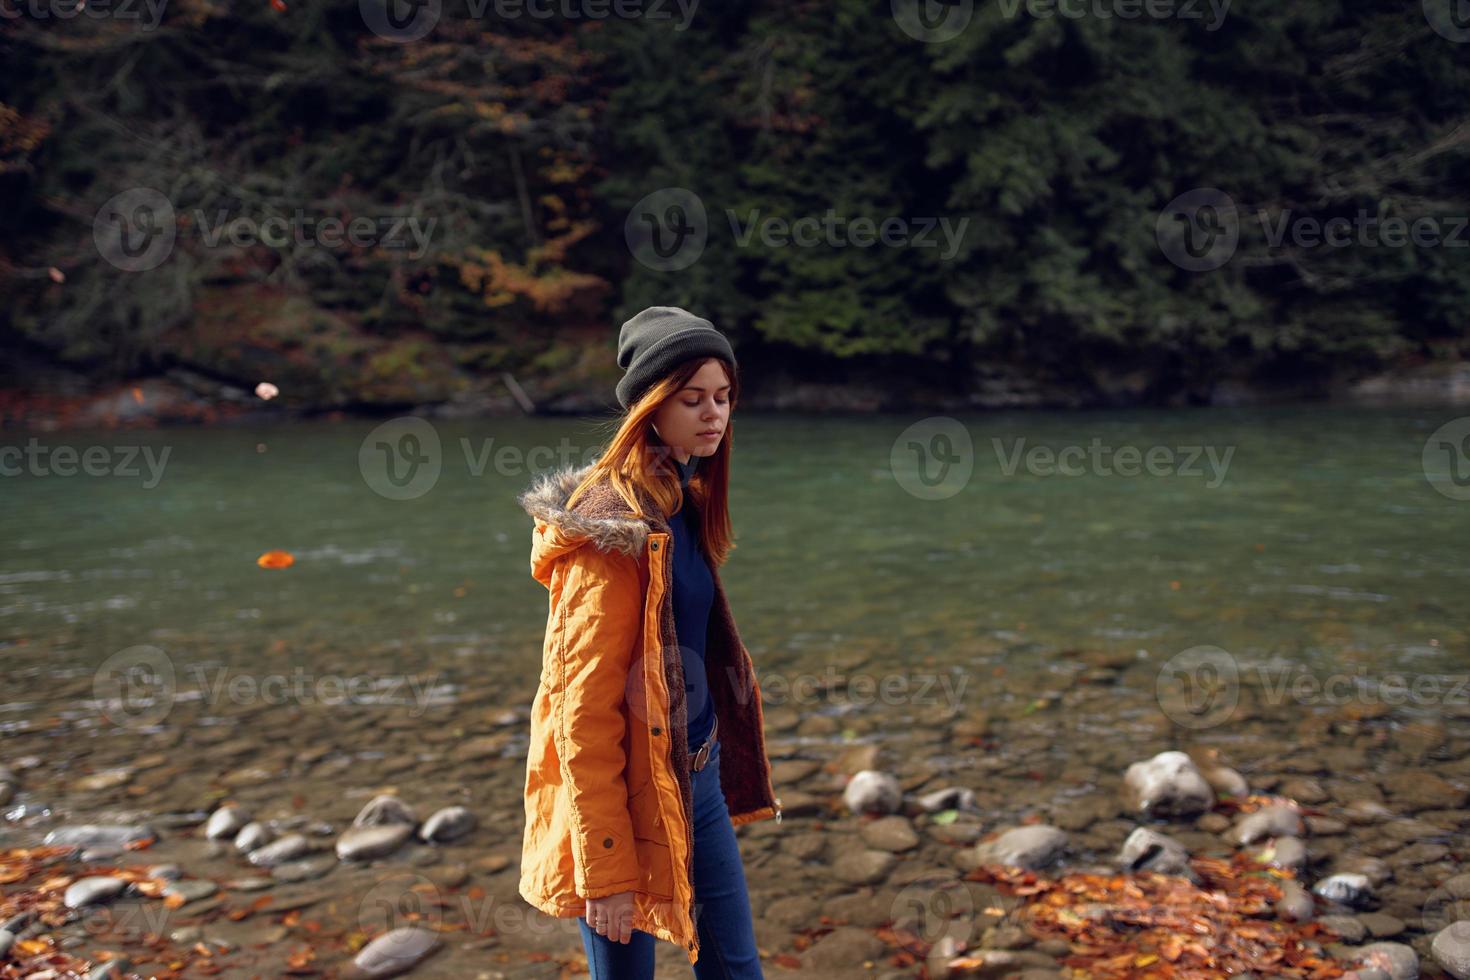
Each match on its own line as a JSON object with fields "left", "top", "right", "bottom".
{"left": 4, "top": 335, "right": 1469, "bottom": 431}
{"left": 1, "top": 644, "right": 1466, "bottom": 979}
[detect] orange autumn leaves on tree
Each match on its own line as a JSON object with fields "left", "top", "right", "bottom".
{"left": 458, "top": 220, "right": 607, "bottom": 315}
{"left": 965, "top": 850, "right": 1348, "bottom": 980}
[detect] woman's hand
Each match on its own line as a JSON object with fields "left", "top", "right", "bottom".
{"left": 584, "top": 891, "right": 636, "bottom": 943}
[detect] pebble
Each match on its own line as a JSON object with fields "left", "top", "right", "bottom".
{"left": 233, "top": 821, "right": 273, "bottom": 853}
{"left": 1381, "top": 772, "right": 1467, "bottom": 812}
{"left": 162, "top": 879, "right": 218, "bottom": 903}
{"left": 419, "top": 806, "right": 476, "bottom": 843}
{"left": 832, "top": 849, "right": 898, "bottom": 885}
{"left": 926, "top": 816, "right": 986, "bottom": 845}
{"left": 43, "top": 824, "right": 157, "bottom": 848}
{"left": 1274, "top": 880, "right": 1314, "bottom": 922}
{"left": 1354, "top": 913, "right": 1402, "bottom": 939}
{"left": 1277, "top": 778, "right": 1328, "bottom": 804}
{"left": 976, "top": 826, "right": 1069, "bottom": 870}
{"left": 225, "top": 876, "right": 275, "bottom": 891}
{"left": 842, "top": 771, "right": 902, "bottom": 816}
{"left": 338, "top": 823, "right": 414, "bottom": 861}
{"left": 272, "top": 855, "right": 338, "bottom": 882}
{"left": 1200, "top": 764, "right": 1250, "bottom": 800}
{"left": 1432, "top": 921, "right": 1470, "bottom": 980}
{"left": 1343, "top": 800, "right": 1393, "bottom": 825}
{"left": 1352, "top": 942, "right": 1418, "bottom": 980}
{"left": 1116, "top": 827, "right": 1194, "bottom": 879}
{"left": 1318, "top": 915, "right": 1367, "bottom": 943}
{"left": 1122, "top": 752, "right": 1215, "bottom": 817}
{"left": 801, "top": 925, "right": 886, "bottom": 968}
{"left": 916, "top": 787, "right": 978, "bottom": 813}
{"left": 247, "top": 833, "right": 314, "bottom": 867}
{"left": 353, "top": 794, "right": 417, "bottom": 828}
{"left": 859, "top": 815, "right": 920, "bottom": 852}
{"left": 63, "top": 876, "right": 127, "bottom": 909}
{"left": 1228, "top": 805, "right": 1304, "bottom": 845}
{"left": 1315, "top": 873, "right": 1374, "bottom": 909}
{"left": 1254, "top": 836, "right": 1308, "bottom": 873}
{"left": 74, "top": 769, "right": 134, "bottom": 792}
{"left": 204, "top": 806, "right": 250, "bottom": 840}
{"left": 342, "top": 926, "right": 442, "bottom": 979}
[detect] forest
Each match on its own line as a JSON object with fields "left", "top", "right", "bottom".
{"left": 2, "top": 0, "right": 1467, "bottom": 411}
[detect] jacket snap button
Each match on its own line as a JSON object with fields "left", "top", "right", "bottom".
{"left": 651, "top": 541, "right": 659, "bottom": 550}
{"left": 652, "top": 726, "right": 662, "bottom": 736}
{"left": 603, "top": 837, "right": 613, "bottom": 848}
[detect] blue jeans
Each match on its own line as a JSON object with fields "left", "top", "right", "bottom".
{"left": 578, "top": 737, "right": 764, "bottom": 978}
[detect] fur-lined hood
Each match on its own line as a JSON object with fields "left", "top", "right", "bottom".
{"left": 517, "top": 461, "right": 671, "bottom": 584}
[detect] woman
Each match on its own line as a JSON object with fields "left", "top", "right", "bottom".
{"left": 516, "top": 306, "right": 782, "bottom": 978}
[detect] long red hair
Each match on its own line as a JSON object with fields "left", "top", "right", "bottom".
{"left": 568, "top": 356, "right": 739, "bottom": 567}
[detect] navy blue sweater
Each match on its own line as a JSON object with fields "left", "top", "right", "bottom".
{"left": 671, "top": 454, "right": 716, "bottom": 749}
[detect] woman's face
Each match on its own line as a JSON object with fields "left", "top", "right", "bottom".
{"left": 651, "top": 358, "right": 731, "bottom": 465}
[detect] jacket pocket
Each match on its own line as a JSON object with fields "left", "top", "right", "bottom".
{"left": 627, "top": 782, "right": 675, "bottom": 900}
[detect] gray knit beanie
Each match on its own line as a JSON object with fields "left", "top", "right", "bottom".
{"left": 615, "top": 306, "right": 736, "bottom": 410}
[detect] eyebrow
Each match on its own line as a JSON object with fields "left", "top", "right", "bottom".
{"left": 681, "top": 384, "right": 731, "bottom": 392}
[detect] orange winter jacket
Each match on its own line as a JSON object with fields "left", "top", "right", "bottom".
{"left": 515, "top": 462, "right": 782, "bottom": 964}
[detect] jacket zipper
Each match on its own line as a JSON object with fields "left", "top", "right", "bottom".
{"left": 653, "top": 534, "right": 699, "bottom": 949}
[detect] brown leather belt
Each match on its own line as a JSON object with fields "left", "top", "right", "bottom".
{"left": 690, "top": 714, "right": 718, "bottom": 772}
